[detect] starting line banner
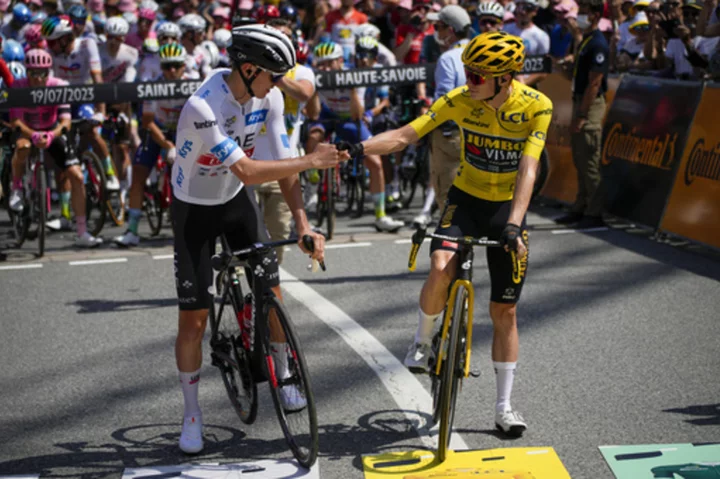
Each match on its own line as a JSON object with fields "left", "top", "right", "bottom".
{"left": 0, "top": 56, "right": 552, "bottom": 107}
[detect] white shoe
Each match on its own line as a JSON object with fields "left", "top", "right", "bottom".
{"left": 404, "top": 342, "right": 433, "bottom": 374}
{"left": 179, "top": 414, "right": 204, "bottom": 454}
{"left": 495, "top": 409, "right": 527, "bottom": 437}
{"left": 75, "top": 232, "right": 103, "bottom": 248}
{"left": 375, "top": 215, "right": 403, "bottom": 232}
{"left": 106, "top": 175, "right": 120, "bottom": 191}
{"left": 46, "top": 216, "right": 73, "bottom": 231}
{"left": 113, "top": 230, "right": 139, "bottom": 247}
{"left": 412, "top": 213, "right": 431, "bottom": 228}
{"left": 278, "top": 384, "right": 307, "bottom": 412}
{"left": 9, "top": 189, "right": 23, "bottom": 212}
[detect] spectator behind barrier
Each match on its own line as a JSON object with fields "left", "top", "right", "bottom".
{"left": 550, "top": 0, "right": 581, "bottom": 67}
{"left": 616, "top": 10, "right": 654, "bottom": 70}
{"left": 318, "top": 0, "right": 368, "bottom": 65}
{"left": 504, "top": 0, "right": 551, "bottom": 85}
{"left": 394, "top": 0, "right": 435, "bottom": 66}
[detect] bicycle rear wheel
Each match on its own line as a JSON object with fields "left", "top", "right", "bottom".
{"left": 262, "top": 294, "right": 319, "bottom": 468}
{"left": 314, "top": 171, "right": 326, "bottom": 228}
{"left": 326, "top": 167, "right": 336, "bottom": 240}
{"left": 83, "top": 151, "right": 108, "bottom": 237}
{"left": 437, "top": 285, "right": 468, "bottom": 463}
{"left": 209, "top": 273, "right": 258, "bottom": 425}
{"left": 144, "top": 188, "right": 163, "bottom": 236}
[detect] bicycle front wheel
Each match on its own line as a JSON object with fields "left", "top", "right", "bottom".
{"left": 262, "top": 295, "right": 319, "bottom": 468}
{"left": 144, "top": 188, "right": 163, "bottom": 236}
{"left": 83, "top": 151, "right": 108, "bottom": 237}
{"left": 437, "top": 285, "right": 468, "bottom": 463}
{"left": 326, "top": 167, "right": 336, "bottom": 240}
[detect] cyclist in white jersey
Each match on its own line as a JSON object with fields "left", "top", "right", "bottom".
{"left": 99, "top": 16, "right": 139, "bottom": 202}
{"left": 254, "top": 19, "right": 316, "bottom": 264}
{"left": 171, "top": 24, "right": 347, "bottom": 455}
{"left": 138, "top": 21, "right": 183, "bottom": 81}
{"left": 502, "top": 0, "right": 550, "bottom": 86}
{"left": 114, "top": 43, "right": 199, "bottom": 247}
{"left": 178, "top": 14, "right": 211, "bottom": 78}
{"left": 42, "top": 15, "right": 119, "bottom": 192}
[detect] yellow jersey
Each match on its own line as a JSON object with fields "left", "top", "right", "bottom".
{"left": 409, "top": 81, "right": 553, "bottom": 202}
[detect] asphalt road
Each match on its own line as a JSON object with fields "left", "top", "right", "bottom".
{"left": 1, "top": 196, "right": 719, "bottom": 479}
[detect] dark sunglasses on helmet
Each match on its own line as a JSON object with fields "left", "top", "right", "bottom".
{"left": 479, "top": 17, "right": 502, "bottom": 26}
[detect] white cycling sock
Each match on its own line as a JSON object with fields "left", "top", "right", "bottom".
{"left": 494, "top": 361, "right": 516, "bottom": 413}
{"left": 179, "top": 369, "right": 202, "bottom": 417}
{"left": 421, "top": 187, "right": 436, "bottom": 216}
{"left": 271, "top": 342, "right": 291, "bottom": 380}
{"left": 414, "top": 308, "right": 441, "bottom": 345}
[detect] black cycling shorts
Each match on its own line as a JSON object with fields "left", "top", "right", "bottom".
{"left": 48, "top": 134, "right": 80, "bottom": 170}
{"left": 171, "top": 187, "right": 280, "bottom": 311}
{"left": 430, "top": 186, "right": 529, "bottom": 304}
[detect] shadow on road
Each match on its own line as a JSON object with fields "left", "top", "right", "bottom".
{"left": 70, "top": 298, "right": 177, "bottom": 314}
{"left": 663, "top": 403, "right": 720, "bottom": 426}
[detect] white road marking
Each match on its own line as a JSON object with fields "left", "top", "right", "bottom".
{"left": 0, "top": 475, "right": 40, "bottom": 478}
{"left": 152, "top": 254, "right": 174, "bottom": 260}
{"left": 551, "top": 227, "right": 609, "bottom": 235}
{"left": 122, "top": 459, "right": 319, "bottom": 478}
{"left": 0, "top": 264, "right": 43, "bottom": 271}
{"left": 280, "top": 268, "right": 468, "bottom": 452}
{"left": 325, "top": 242, "right": 372, "bottom": 249}
{"left": 69, "top": 258, "right": 128, "bottom": 266}
{"left": 394, "top": 239, "right": 412, "bottom": 244}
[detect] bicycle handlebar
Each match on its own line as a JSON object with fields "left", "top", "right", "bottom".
{"left": 407, "top": 227, "right": 502, "bottom": 272}
{"left": 211, "top": 234, "right": 327, "bottom": 273}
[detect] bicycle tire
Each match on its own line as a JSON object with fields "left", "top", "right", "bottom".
{"left": 144, "top": 189, "right": 163, "bottom": 236}
{"left": 326, "top": 167, "right": 335, "bottom": 240}
{"left": 262, "top": 294, "right": 319, "bottom": 468}
{"left": 210, "top": 274, "right": 258, "bottom": 425}
{"left": 314, "top": 171, "right": 326, "bottom": 228}
{"left": 437, "top": 285, "right": 468, "bottom": 463}
{"left": 106, "top": 190, "right": 125, "bottom": 227}
{"left": 83, "top": 151, "right": 108, "bottom": 237}
{"left": 352, "top": 164, "right": 366, "bottom": 219}
{"left": 400, "top": 146, "right": 421, "bottom": 209}
{"left": 34, "top": 163, "right": 47, "bottom": 257}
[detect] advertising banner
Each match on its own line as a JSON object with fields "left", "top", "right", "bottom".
{"left": 660, "top": 83, "right": 720, "bottom": 249}
{"left": 600, "top": 76, "right": 703, "bottom": 228}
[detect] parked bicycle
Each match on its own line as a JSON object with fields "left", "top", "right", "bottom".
{"left": 208, "top": 235, "right": 322, "bottom": 467}
{"left": 69, "top": 119, "right": 108, "bottom": 237}
{"left": 407, "top": 227, "right": 501, "bottom": 463}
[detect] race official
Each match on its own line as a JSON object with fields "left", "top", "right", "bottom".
{"left": 557, "top": 0, "right": 608, "bottom": 228}
{"left": 413, "top": 5, "right": 472, "bottom": 228}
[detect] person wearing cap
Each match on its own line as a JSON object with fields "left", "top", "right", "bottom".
{"left": 616, "top": 10, "right": 651, "bottom": 69}
{"left": 503, "top": 0, "right": 550, "bottom": 85}
{"left": 549, "top": 0, "right": 580, "bottom": 63}
{"left": 395, "top": 0, "right": 435, "bottom": 65}
{"left": 652, "top": 0, "right": 717, "bottom": 78}
{"left": 614, "top": 0, "right": 635, "bottom": 53}
{"left": 412, "top": 4, "right": 471, "bottom": 228}
{"left": 555, "top": 0, "right": 608, "bottom": 227}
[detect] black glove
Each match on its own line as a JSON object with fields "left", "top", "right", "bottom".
{"left": 500, "top": 223, "right": 522, "bottom": 251}
{"left": 337, "top": 141, "right": 364, "bottom": 158}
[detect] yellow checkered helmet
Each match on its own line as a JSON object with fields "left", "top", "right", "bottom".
{"left": 462, "top": 31, "right": 525, "bottom": 75}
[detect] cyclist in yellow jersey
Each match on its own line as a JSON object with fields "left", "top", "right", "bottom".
{"left": 339, "top": 31, "right": 553, "bottom": 437}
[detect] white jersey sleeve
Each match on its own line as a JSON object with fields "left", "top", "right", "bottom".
{"left": 264, "top": 87, "right": 292, "bottom": 161}
{"left": 85, "top": 38, "right": 102, "bottom": 76}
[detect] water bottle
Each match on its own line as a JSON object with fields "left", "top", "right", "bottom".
{"left": 241, "top": 294, "right": 253, "bottom": 351}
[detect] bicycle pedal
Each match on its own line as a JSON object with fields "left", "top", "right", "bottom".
{"left": 469, "top": 370, "right": 481, "bottom": 378}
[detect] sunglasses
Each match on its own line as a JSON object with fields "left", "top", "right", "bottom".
{"left": 479, "top": 17, "right": 501, "bottom": 26}
{"left": 632, "top": 25, "right": 650, "bottom": 31}
{"left": 516, "top": 3, "right": 537, "bottom": 11}
{"left": 465, "top": 67, "right": 489, "bottom": 85}
{"left": 28, "top": 68, "right": 49, "bottom": 78}
{"left": 257, "top": 65, "right": 285, "bottom": 82}
{"left": 161, "top": 62, "right": 184, "bottom": 70}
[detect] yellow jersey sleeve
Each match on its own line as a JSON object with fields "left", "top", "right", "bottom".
{"left": 408, "top": 87, "right": 467, "bottom": 139}
{"left": 523, "top": 95, "right": 553, "bottom": 160}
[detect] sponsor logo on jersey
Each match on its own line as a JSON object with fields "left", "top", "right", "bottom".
{"left": 499, "top": 111, "right": 529, "bottom": 124}
{"left": 176, "top": 166, "right": 185, "bottom": 187}
{"left": 442, "top": 94, "right": 455, "bottom": 108}
{"left": 533, "top": 108, "right": 552, "bottom": 118}
{"left": 425, "top": 110, "right": 437, "bottom": 121}
{"left": 462, "top": 118, "right": 490, "bottom": 128}
{"left": 221, "top": 83, "right": 229, "bottom": 94}
{"left": 470, "top": 107, "right": 484, "bottom": 117}
{"left": 59, "top": 63, "right": 82, "bottom": 72}
{"left": 210, "top": 138, "right": 238, "bottom": 163}
{"left": 199, "top": 89, "right": 211, "bottom": 99}
{"left": 224, "top": 116, "right": 237, "bottom": 130}
{"left": 522, "top": 89, "right": 540, "bottom": 101}
{"left": 245, "top": 109, "right": 269, "bottom": 126}
{"left": 463, "top": 130, "right": 524, "bottom": 171}
{"left": 194, "top": 120, "right": 217, "bottom": 129}
{"left": 281, "top": 134, "right": 290, "bottom": 149}
{"left": 103, "top": 63, "right": 128, "bottom": 82}
{"left": 531, "top": 130, "right": 546, "bottom": 141}
{"left": 197, "top": 153, "right": 222, "bottom": 166}
{"left": 178, "top": 140, "right": 193, "bottom": 159}
{"left": 602, "top": 122, "right": 677, "bottom": 170}
{"left": 684, "top": 138, "right": 720, "bottom": 185}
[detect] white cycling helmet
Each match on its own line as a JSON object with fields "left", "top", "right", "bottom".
{"left": 157, "top": 21, "right": 181, "bottom": 39}
{"left": 477, "top": 1, "right": 506, "bottom": 19}
{"left": 106, "top": 16, "right": 130, "bottom": 36}
{"left": 138, "top": 0, "right": 159, "bottom": 12}
{"left": 228, "top": 24, "right": 296, "bottom": 74}
{"left": 354, "top": 23, "right": 381, "bottom": 40}
{"left": 213, "top": 27, "right": 231, "bottom": 49}
{"left": 200, "top": 39, "right": 220, "bottom": 68}
{"left": 178, "top": 13, "right": 206, "bottom": 33}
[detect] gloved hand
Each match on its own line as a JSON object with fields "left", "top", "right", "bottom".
{"left": 166, "top": 147, "right": 177, "bottom": 164}
{"left": 31, "top": 131, "right": 54, "bottom": 149}
{"left": 500, "top": 223, "right": 522, "bottom": 252}
{"left": 337, "top": 141, "right": 364, "bottom": 158}
{"left": 92, "top": 112, "right": 106, "bottom": 125}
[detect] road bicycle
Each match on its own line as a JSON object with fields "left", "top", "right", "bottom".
{"left": 142, "top": 144, "right": 173, "bottom": 237}
{"left": 407, "top": 227, "right": 501, "bottom": 463}
{"left": 70, "top": 119, "right": 108, "bottom": 237}
{"left": 7, "top": 137, "right": 49, "bottom": 257}
{"left": 101, "top": 110, "right": 131, "bottom": 226}
{"left": 208, "top": 235, "right": 322, "bottom": 467}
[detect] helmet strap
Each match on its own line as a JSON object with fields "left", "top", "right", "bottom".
{"left": 238, "top": 63, "right": 259, "bottom": 99}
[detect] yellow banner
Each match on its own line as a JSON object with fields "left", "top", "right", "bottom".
{"left": 660, "top": 85, "right": 720, "bottom": 249}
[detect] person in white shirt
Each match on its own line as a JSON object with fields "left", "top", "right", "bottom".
{"left": 503, "top": 0, "right": 550, "bottom": 85}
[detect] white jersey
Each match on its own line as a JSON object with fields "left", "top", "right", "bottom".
{"left": 143, "top": 70, "right": 200, "bottom": 130}
{"left": 376, "top": 42, "right": 397, "bottom": 68}
{"left": 172, "top": 69, "right": 291, "bottom": 205}
{"left": 138, "top": 54, "right": 161, "bottom": 82}
{"left": 52, "top": 37, "right": 102, "bottom": 85}
{"left": 191, "top": 44, "right": 212, "bottom": 78}
{"left": 503, "top": 23, "right": 550, "bottom": 56}
{"left": 99, "top": 43, "right": 139, "bottom": 83}
{"left": 255, "top": 63, "right": 315, "bottom": 159}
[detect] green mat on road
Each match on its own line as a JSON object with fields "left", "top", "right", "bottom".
{"left": 600, "top": 443, "right": 720, "bottom": 478}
